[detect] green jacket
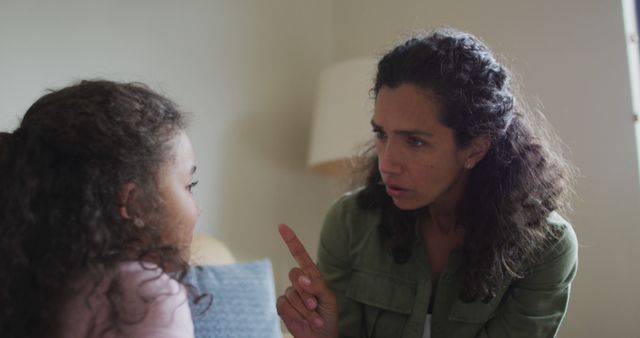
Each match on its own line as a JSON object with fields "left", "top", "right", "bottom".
{"left": 317, "top": 192, "right": 578, "bottom": 338}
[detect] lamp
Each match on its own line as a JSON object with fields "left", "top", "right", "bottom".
{"left": 307, "top": 58, "right": 378, "bottom": 176}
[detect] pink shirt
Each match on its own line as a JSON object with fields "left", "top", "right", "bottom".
{"left": 59, "top": 261, "right": 194, "bottom": 338}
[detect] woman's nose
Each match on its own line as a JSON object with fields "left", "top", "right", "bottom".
{"left": 378, "top": 143, "right": 402, "bottom": 175}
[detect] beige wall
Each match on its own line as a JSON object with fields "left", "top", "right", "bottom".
{"left": 330, "top": 0, "right": 640, "bottom": 337}
{"left": 1, "top": 0, "right": 639, "bottom": 336}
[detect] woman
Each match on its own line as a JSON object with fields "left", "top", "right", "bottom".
{"left": 277, "top": 28, "right": 578, "bottom": 338}
{"left": 0, "top": 80, "right": 201, "bottom": 338}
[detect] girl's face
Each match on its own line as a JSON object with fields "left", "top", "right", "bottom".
{"left": 372, "top": 84, "right": 483, "bottom": 211}
{"left": 155, "top": 131, "right": 201, "bottom": 261}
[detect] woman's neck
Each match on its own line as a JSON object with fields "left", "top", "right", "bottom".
{"left": 425, "top": 208, "right": 457, "bottom": 233}
{"left": 424, "top": 173, "right": 468, "bottom": 233}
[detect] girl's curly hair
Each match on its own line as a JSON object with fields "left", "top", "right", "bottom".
{"left": 0, "top": 80, "right": 193, "bottom": 337}
{"left": 356, "top": 29, "right": 576, "bottom": 302}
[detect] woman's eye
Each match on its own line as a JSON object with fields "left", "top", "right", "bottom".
{"left": 187, "top": 180, "right": 199, "bottom": 193}
{"left": 372, "top": 128, "right": 386, "bottom": 140}
{"left": 407, "top": 136, "right": 426, "bottom": 147}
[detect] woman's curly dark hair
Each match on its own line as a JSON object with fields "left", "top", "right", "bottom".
{"left": 356, "top": 29, "right": 576, "bottom": 302}
{"left": 0, "top": 80, "right": 193, "bottom": 337}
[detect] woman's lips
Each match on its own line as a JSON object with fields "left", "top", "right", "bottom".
{"left": 385, "top": 184, "right": 409, "bottom": 197}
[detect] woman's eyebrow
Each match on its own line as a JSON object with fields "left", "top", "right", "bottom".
{"left": 370, "top": 119, "right": 433, "bottom": 137}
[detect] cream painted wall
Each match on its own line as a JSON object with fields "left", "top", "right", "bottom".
{"left": 2, "top": 0, "right": 639, "bottom": 336}
{"left": 329, "top": 0, "right": 640, "bottom": 337}
{"left": 0, "top": 0, "right": 341, "bottom": 300}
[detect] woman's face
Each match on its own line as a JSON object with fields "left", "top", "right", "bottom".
{"left": 156, "top": 131, "right": 201, "bottom": 261}
{"left": 373, "top": 84, "right": 476, "bottom": 211}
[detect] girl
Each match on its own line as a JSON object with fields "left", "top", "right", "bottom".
{"left": 0, "top": 80, "right": 201, "bottom": 338}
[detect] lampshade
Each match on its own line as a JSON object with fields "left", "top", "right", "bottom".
{"left": 307, "top": 58, "right": 378, "bottom": 176}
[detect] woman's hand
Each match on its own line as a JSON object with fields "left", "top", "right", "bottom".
{"left": 276, "top": 224, "right": 338, "bottom": 338}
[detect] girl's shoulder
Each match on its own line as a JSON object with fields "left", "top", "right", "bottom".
{"left": 58, "top": 261, "right": 193, "bottom": 338}
{"left": 118, "top": 261, "right": 183, "bottom": 298}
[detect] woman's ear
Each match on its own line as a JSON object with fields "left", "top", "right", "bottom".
{"left": 464, "top": 135, "right": 491, "bottom": 169}
{"left": 117, "top": 182, "right": 138, "bottom": 220}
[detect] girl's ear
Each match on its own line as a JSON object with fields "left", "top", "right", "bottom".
{"left": 117, "top": 182, "right": 138, "bottom": 220}
{"left": 464, "top": 135, "right": 491, "bottom": 169}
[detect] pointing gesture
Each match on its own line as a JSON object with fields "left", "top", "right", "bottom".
{"left": 276, "top": 224, "right": 338, "bottom": 338}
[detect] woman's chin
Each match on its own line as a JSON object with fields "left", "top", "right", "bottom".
{"left": 391, "top": 198, "right": 425, "bottom": 211}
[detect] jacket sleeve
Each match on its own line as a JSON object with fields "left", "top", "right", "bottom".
{"left": 475, "top": 221, "right": 578, "bottom": 338}
{"left": 317, "top": 195, "right": 365, "bottom": 338}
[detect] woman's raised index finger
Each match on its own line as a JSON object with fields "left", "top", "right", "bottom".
{"left": 278, "top": 224, "right": 320, "bottom": 275}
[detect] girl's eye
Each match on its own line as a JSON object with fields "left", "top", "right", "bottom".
{"left": 407, "top": 136, "right": 426, "bottom": 147}
{"left": 187, "top": 180, "right": 199, "bottom": 193}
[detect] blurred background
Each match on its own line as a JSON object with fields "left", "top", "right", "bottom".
{"left": 1, "top": 1, "right": 639, "bottom": 337}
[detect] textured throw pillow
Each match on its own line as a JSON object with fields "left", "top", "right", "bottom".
{"left": 185, "top": 259, "right": 281, "bottom": 338}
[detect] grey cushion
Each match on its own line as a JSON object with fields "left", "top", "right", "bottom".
{"left": 186, "top": 259, "right": 281, "bottom": 338}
